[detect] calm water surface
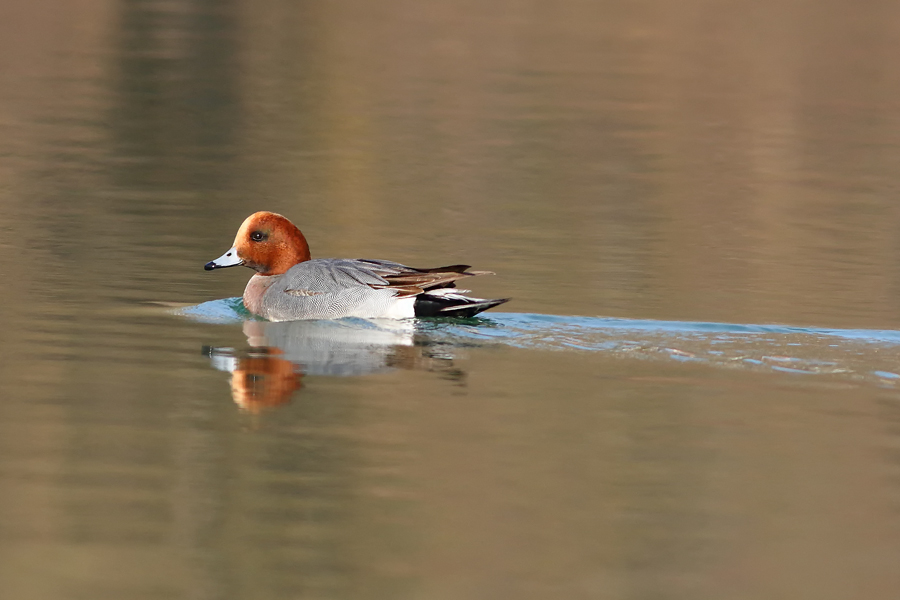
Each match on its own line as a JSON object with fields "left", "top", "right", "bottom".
{"left": 3, "top": 1, "right": 900, "bottom": 599}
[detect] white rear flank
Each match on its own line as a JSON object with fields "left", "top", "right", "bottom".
{"left": 379, "top": 295, "right": 416, "bottom": 319}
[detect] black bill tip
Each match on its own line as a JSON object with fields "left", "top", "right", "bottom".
{"left": 204, "top": 261, "right": 217, "bottom": 271}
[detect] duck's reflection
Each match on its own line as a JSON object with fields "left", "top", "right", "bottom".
{"left": 224, "top": 347, "right": 303, "bottom": 411}
{"left": 206, "top": 319, "right": 463, "bottom": 411}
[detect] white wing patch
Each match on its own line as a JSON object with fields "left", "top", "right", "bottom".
{"left": 425, "top": 288, "right": 471, "bottom": 297}
{"left": 285, "top": 288, "right": 326, "bottom": 297}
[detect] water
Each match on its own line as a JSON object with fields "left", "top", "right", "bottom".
{"left": 3, "top": 1, "right": 900, "bottom": 598}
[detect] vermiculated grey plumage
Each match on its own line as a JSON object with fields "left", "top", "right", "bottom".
{"left": 252, "top": 259, "right": 508, "bottom": 321}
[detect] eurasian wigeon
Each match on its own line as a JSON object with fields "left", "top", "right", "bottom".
{"left": 205, "top": 211, "right": 509, "bottom": 321}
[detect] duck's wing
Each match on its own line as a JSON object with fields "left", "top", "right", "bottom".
{"left": 279, "top": 259, "right": 492, "bottom": 297}
{"left": 355, "top": 259, "right": 493, "bottom": 297}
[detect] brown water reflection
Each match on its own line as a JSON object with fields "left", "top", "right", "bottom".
{"left": 3, "top": 0, "right": 900, "bottom": 598}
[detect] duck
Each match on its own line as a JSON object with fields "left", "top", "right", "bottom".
{"left": 204, "top": 211, "right": 509, "bottom": 321}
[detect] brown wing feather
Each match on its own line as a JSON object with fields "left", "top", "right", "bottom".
{"left": 361, "top": 261, "right": 495, "bottom": 295}
{"left": 419, "top": 264, "right": 472, "bottom": 273}
{"left": 385, "top": 272, "right": 471, "bottom": 288}
{"left": 369, "top": 284, "right": 424, "bottom": 298}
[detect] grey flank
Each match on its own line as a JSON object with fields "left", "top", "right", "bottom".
{"left": 257, "top": 259, "right": 416, "bottom": 321}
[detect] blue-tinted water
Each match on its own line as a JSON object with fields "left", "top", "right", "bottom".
{"left": 181, "top": 299, "right": 900, "bottom": 385}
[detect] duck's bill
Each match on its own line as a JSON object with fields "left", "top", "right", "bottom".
{"left": 204, "top": 247, "right": 244, "bottom": 271}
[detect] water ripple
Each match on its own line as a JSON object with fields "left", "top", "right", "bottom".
{"left": 179, "top": 299, "right": 900, "bottom": 386}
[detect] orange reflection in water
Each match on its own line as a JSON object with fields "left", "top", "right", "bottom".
{"left": 229, "top": 347, "right": 303, "bottom": 412}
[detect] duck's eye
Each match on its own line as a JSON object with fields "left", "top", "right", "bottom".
{"left": 250, "top": 231, "right": 267, "bottom": 242}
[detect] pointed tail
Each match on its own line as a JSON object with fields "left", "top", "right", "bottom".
{"left": 414, "top": 292, "right": 510, "bottom": 318}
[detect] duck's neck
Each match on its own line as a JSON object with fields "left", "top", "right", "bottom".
{"left": 243, "top": 273, "right": 281, "bottom": 318}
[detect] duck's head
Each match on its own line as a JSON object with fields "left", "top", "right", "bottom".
{"left": 205, "top": 211, "right": 311, "bottom": 276}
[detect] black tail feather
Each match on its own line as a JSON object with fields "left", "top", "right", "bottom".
{"left": 414, "top": 295, "right": 510, "bottom": 318}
